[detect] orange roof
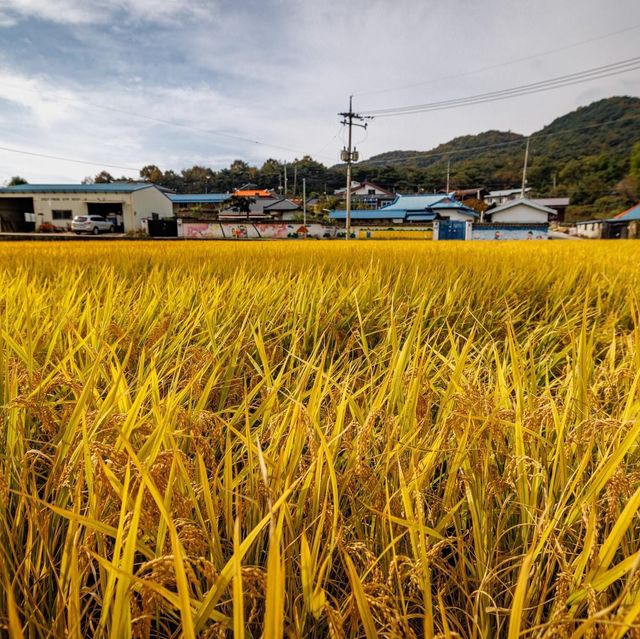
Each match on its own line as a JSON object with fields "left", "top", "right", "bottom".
{"left": 234, "top": 189, "right": 272, "bottom": 198}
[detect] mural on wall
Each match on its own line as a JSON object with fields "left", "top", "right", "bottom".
{"left": 254, "top": 224, "right": 289, "bottom": 238}
{"left": 181, "top": 222, "right": 329, "bottom": 239}
{"left": 473, "top": 226, "right": 549, "bottom": 240}
{"left": 183, "top": 223, "right": 224, "bottom": 238}
{"left": 180, "top": 221, "right": 462, "bottom": 240}
{"left": 230, "top": 225, "right": 249, "bottom": 239}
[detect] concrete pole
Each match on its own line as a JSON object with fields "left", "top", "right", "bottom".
{"left": 303, "top": 177, "right": 307, "bottom": 226}
{"left": 345, "top": 99, "right": 353, "bottom": 240}
{"left": 521, "top": 137, "right": 530, "bottom": 198}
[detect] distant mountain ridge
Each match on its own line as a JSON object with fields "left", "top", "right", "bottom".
{"left": 362, "top": 96, "right": 640, "bottom": 170}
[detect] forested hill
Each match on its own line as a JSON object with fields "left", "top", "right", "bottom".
{"left": 352, "top": 96, "right": 640, "bottom": 218}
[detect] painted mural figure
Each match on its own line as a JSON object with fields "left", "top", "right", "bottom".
{"left": 231, "top": 225, "right": 248, "bottom": 239}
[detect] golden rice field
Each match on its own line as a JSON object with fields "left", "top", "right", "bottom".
{"left": 2, "top": 239, "right": 640, "bottom": 638}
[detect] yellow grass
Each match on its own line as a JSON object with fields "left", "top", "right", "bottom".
{"left": 1, "top": 239, "right": 640, "bottom": 638}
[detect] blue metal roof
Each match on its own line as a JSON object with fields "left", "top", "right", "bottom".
{"left": 405, "top": 213, "right": 437, "bottom": 221}
{"left": 381, "top": 194, "right": 449, "bottom": 211}
{"left": 615, "top": 203, "right": 640, "bottom": 221}
{"left": 330, "top": 209, "right": 408, "bottom": 220}
{"left": 431, "top": 202, "right": 479, "bottom": 217}
{"left": 168, "top": 193, "right": 231, "bottom": 204}
{"left": 0, "top": 183, "right": 157, "bottom": 194}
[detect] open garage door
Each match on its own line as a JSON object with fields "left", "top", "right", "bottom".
{"left": 0, "top": 197, "right": 35, "bottom": 232}
{"left": 87, "top": 202, "right": 124, "bottom": 232}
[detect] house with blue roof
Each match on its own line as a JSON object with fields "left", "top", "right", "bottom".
{"left": 614, "top": 202, "right": 640, "bottom": 222}
{"left": 607, "top": 202, "right": 640, "bottom": 238}
{"left": 0, "top": 183, "right": 173, "bottom": 232}
{"left": 329, "top": 193, "right": 478, "bottom": 225}
{"left": 574, "top": 203, "right": 640, "bottom": 239}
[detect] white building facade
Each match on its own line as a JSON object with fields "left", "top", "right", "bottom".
{"left": 0, "top": 183, "right": 173, "bottom": 232}
{"left": 485, "top": 199, "right": 554, "bottom": 224}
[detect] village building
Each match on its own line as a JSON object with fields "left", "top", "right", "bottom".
{"left": 262, "top": 198, "right": 302, "bottom": 221}
{"left": 533, "top": 197, "right": 570, "bottom": 222}
{"left": 454, "top": 187, "right": 489, "bottom": 203}
{"left": 577, "top": 203, "right": 640, "bottom": 239}
{"left": 219, "top": 196, "right": 301, "bottom": 220}
{"left": 0, "top": 183, "right": 173, "bottom": 233}
{"left": 484, "top": 198, "right": 554, "bottom": 224}
{"left": 169, "top": 193, "right": 231, "bottom": 215}
{"left": 470, "top": 198, "right": 553, "bottom": 240}
{"left": 233, "top": 188, "right": 274, "bottom": 198}
{"left": 330, "top": 194, "right": 477, "bottom": 225}
{"left": 574, "top": 219, "right": 606, "bottom": 239}
{"left": 609, "top": 203, "right": 640, "bottom": 238}
{"left": 485, "top": 188, "right": 532, "bottom": 206}
{"left": 334, "top": 181, "right": 395, "bottom": 208}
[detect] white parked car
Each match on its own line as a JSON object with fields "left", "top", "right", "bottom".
{"left": 72, "top": 215, "right": 115, "bottom": 235}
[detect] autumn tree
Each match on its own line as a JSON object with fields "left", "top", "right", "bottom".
{"left": 140, "top": 165, "right": 164, "bottom": 183}
{"left": 94, "top": 171, "right": 115, "bottom": 183}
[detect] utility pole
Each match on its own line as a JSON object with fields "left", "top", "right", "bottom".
{"left": 293, "top": 165, "right": 298, "bottom": 197}
{"left": 284, "top": 163, "right": 288, "bottom": 197}
{"left": 303, "top": 177, "right": 307, "bottom": 226}
{"left": 446, "top": 157, "right": 451, "bottom": 193}
{"left": 521, "top": 137, "right": 530, "bottom": 198}
{"left": 339, "top": 96, "right": 372, "bottom": 239}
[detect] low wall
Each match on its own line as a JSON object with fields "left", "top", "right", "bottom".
{"left": 179, "top": 221, "right": 333, "bottom": 239}
{"left": 472, "top": 224, "right": 549, "bottom": 240}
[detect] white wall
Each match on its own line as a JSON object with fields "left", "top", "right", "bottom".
{"left": 575, "top": 222, "right": 603, "bottom": 239}
{"left": 441, "top": 210, "right": 477, "bottom": 222}
{"left": 180, "top": 221, "right": 333, "bottom": 239}
{"left": 473, "top": 225, "right": 548, "bottom": 240}
{"left": 489, "top": 204, "right": 549, "bottom": 224}
{"left": 131, "top": 187, "right": 173, "bottom": 230}
{"left": 0, "top": 190, "right": 173, "bottom": 230}
{"left": 32, "top": 193, "right": 132, "bottom": 229}
{"left": 352, "top": 185, "right": 388, "bottom": 196}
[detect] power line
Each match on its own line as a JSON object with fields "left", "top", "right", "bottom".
{"left": 354, "top": 23, "right": 640, "bottom": 98}
{"left": 0, "top": 144, "right": 139, "bottom": 172}
{"left": 354, "top": 112, "right": 640, "bottom": 167}
{"left": 362, "top": 57, "right": 640, "bottom": 117}
{"left": 1, "top": 106, "right": 638, "bottom": 179}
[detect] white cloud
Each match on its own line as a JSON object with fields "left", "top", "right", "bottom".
{"left": 0, "top": 0, "right": 639, "bottom": 182}
{"left": 0, "top": 0, "right": 216, "bottom": 26}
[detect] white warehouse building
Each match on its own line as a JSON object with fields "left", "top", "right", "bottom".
{"left": 0, "top": 183, "right": 173, "bottom": 233}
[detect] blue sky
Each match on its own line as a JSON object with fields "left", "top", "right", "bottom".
{"left": 0, "top": 0, "right": 639, "bottom": 182}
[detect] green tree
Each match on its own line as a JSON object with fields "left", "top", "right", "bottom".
{"left": 630, "top": 142, "right": 640, "bottom": 182}
{"left": 229, "top": 195, "right": 253, "bottom": 219}
{"left": 181, "top": 166, "right": 215, "bottom": 193}
{"left": 94, "top": 171, "right": 114, "bottom": 184}
{"left": 7, "top": 176, "right": 28, "bottom": 186}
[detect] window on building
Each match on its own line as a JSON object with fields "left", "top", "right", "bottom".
{"left": 368, "top": 189, "right": 376, "bottom": 195}
{"left": 52, "top": 210, "right": 73, "bottom": 220}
